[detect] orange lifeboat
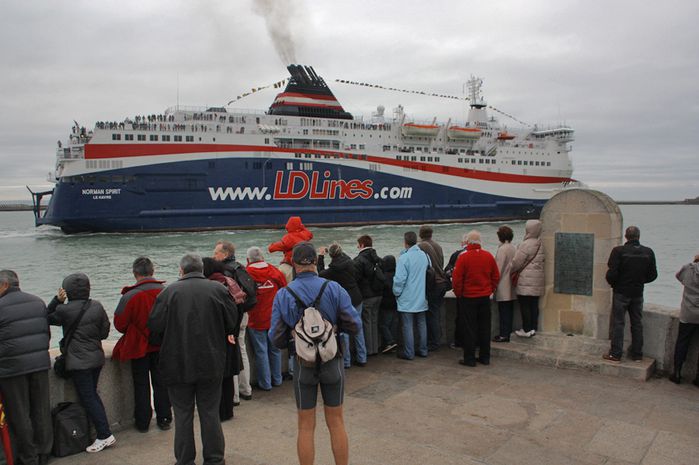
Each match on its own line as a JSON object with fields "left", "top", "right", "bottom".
{"left": 401, "top": 123, "right": 440, "bottom": 137}
{"left": 447, "top": 126, "right": 481, "bottom": 140}
{"left": 497, "top": 131, "right": 515, "bottom": 140}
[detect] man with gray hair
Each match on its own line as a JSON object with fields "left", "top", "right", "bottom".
{"left": 0, "top": 270, "right": 52, "bottom": 465}
{"left": 451, "top": 231, "right": 500, "bottom": 366}
{"left": 148, "top": 254, "right": 238, "bottom": 465}
{"left": 245, "top": 246, "right": 287, "bottom": 390}
{"left": 604, "top": 226, "right": 657, "bottom": 362}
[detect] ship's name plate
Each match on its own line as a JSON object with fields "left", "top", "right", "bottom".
{"left": 81, "top": 188, "right": 121, "bottom": 199}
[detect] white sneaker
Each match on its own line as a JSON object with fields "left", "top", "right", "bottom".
{"left": 528, "top": 330, "right": 536, "bottom": 337}
{"left": 514, "top": 329, "right": 529, "bottom": 338}
{"left": 86, "top": 435, "right": 116, "bottom": 453}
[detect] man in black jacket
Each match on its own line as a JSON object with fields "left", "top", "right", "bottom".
{"left": 353, "top": 235, "right": 383, "bottom": 357}
{"left": 148, "top": 254, "right": 238, "bottom": 465}
{"left": 0, "top": 270, "right": 52, "bottom": 465}
{"left": 603, "top": 226, "right": 657, "bottom": 362}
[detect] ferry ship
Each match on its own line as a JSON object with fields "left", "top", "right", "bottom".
{"left": 30, "top": 65, "right": 576, "bottom": 233}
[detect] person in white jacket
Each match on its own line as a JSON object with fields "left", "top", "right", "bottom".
{"left": 493, "top": 226, "right": 517, "bottom": 342}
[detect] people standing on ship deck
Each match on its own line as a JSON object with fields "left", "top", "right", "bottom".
{"left": 511, "top": 220, "right": 545, "bottom": 339}
{"left": 47, "top": 273, "right": 115, "bottom": 453}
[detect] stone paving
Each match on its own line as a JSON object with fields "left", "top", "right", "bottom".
{"left": 52, "top": 349, "right": 699, "bottom": 465}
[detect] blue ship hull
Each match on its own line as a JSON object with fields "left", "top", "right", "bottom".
{"left": 36, "top": 158, "right": 544, "bottom": 233}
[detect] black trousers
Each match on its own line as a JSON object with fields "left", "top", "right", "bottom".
{"left": 518, "top": 295, "right": 540, "bottom": 332}
{"left": 673, "top": 322, "right": 699, "bottom": 378}
{"left": 131, "top": 352, "right": 172, "bottom": 430}
{"left": 72, "top": 367, "right": 111, "bottom": 439}
{"left": 219, "top": 376, "right": 234, "bottom": 421}
{"left": 168, "top": 379, "right": 225, "bottom": 465}
{"left": 0, "top": 370, "right": 52, "bottom": 465}
{"left": 459, "top": 296, "right": 492, "bottom": 363}
{"left": 497, "top": 300, "right": 515, "bottom": 339}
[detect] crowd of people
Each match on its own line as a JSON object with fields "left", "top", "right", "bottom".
{"left": 0, "top": 216, "right": 696, "bottom": 465}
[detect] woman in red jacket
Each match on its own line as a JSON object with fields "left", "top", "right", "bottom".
{"left": 268, "top": 216, "right": 313, "bottom": 282}
{"left": 452, "top": 231, "right": 500, "bottom": 367}
{"left": 245, "top": 247, "right": 287, "bottom": 390}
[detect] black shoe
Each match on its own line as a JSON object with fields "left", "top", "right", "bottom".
{"left": 397, "top": 353, "right": 413, "bottom": 361}
{"left": 630, "top": 354, "right": 643, "bottom": 362}
{"left": 458, "top": 359, "right": 476, "bottom": 367}
{"left": 241, "top": 393, "right": 253, "bottom": 401}
{"left": 233, "top": 401, "right": 241, "bottom": 407}
{"left": 282, "top": 372, "right": 293, "bottom": 381}
{"left": 477, "top": 358, "right": 490, "bottom": 365}
{"left": 492, "top": 336, "right": 510, "bottom": 343}
{"left": 669, "top": 373, "right": 681, "bottom": 384}
{"left": 352, "top": 360, "right": 367, "bottom": 367}
{"left": 428, "top": 345, "right": 440, "bottom": 352}
{"left": 136, "top": 425, "right": 149, "bottom": 433}
{"left": 157, "top": 418, "right": 172, "bottom": 431}
{"left": 416, "top": 353, "right": 428, "bottom": 358}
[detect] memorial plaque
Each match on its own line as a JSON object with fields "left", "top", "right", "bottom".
{"left": 554, "top": 232, "right": 594, "bottom": 296}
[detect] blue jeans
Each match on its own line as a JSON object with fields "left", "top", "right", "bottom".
{"left": 247, "top": 328, "right": 282, "bottom": 390}
{"left": 400, "top": 311, "right": 428, "bottom": 359}
{"left": 341, "top": 303, "right": 367, "bottom": 367}
{"left": 610, "top": 293, "right": 644, "bottom": 358}
{"left": 72, "top": 367, "right": 112, "bottom": 439}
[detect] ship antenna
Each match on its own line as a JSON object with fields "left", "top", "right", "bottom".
{"left": 177, "top": 73, "right": 180, "bottom": 110}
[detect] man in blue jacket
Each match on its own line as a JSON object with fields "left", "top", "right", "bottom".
{"left": 393, "top": 231, "right": 430, "bottom": 360}
{"left": 271, "top": 242, "right": 361, "bottom": 465}
{"left": 0, "top": 270, "right": 52, "bottom": 465}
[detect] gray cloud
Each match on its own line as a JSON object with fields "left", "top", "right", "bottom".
{"left": 1, "top": 0, "right": 697, "bottom": 201}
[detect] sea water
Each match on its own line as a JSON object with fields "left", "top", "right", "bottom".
{"left": 1, "top": 205, "right": 697, "bottom": 344}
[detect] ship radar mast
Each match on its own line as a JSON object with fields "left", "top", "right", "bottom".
{"left": 467, "top": 75, "right": 486, "bottom": 108}
{"left": 466, "top": 75, "right": 489, "bottom": 126}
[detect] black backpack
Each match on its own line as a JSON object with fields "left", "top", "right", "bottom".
{"left": 225, "top": 262, "right": 258, "bottom": 311}
{"left": 369, "top": 257, "right": 387, "bottom": 293}
{"left": 51, "top": 402, "right": 92, "bottom": 457}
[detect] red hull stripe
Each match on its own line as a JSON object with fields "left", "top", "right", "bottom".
{"left": 271, "top": 101, "right": 344, "bottom": 110}
{"left": 275, "top": 92, "right": 339, "bottom": 101}
{"left": 84, "top": 143, "right": 570, "bottom": 184}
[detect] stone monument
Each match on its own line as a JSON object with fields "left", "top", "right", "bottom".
{"left": 539, "top": 189, "right": 623, "bottom": 339}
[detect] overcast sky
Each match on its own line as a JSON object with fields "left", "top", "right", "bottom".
{"left": 1, "top": 0, "right": 697, "bottom": 201}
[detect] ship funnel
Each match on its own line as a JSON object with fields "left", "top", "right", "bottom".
{"left": 270, "top": 65, "right": 353, "bottom": 120}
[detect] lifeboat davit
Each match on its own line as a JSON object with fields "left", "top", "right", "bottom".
{"left": 401, "top": 123, "right": 440, "bottom": 137}
{"left": 497, "top": 131, "right": 515, "bottom": 140}
{"left": 447, "top": 126, "right": 481, "bottom": 140}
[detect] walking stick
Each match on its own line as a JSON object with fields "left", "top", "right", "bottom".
{"left": 0, "top": 393, "right": 13, "bottom": 465}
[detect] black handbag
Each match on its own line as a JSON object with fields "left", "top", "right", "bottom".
{"left": 53, "top": 299, "right": 91, "bottom": 379}
{"left": 51, "top": 402, "right": 92, "bottom": 457}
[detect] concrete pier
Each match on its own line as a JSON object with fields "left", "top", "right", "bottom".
{"left": 45, "top": 349, "right": 699, "bottom": 465}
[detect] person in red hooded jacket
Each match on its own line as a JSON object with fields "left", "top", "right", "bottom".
{"left": 268, "top": 216, "right": 313, "bottom": 283}
{"left": 452, "top": 231, "right": 500, "bottom": 368}
{"left": 245, "top": 247, "right": 287, "bottom": 390}
{"left": 113, "top": 257, "right": 172, "bottom": 432}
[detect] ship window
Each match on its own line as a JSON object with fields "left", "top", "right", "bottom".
{"left": 265, "top": 138, "right": 269, "bottom": 144}
{"left": 458, "top": 158, "right": 462, "bottom": 163}
{"left": 138, "top": 134, "right": 146, "bottom": 141}
{"left": 427, "top": 157, "right": 433, "bottom": 162}
{"left": 435, "top": 157, "right": 440, "bottom": 162}
{"left": 350, "top": 144, "right": 356, "bottom": 149}
{"left": 411, "top": 156, "right": 417, "bottom": 161}
{"left": 517, "top": 160, "right": 522, "bottom": 165}
{"left": 535, "top": 161, "right": 540, "bottom": 166}
{"left": 162, "top": 135, "right": 171, "bottom": 141}
{"left": 304, "top": 154, "right": 311, "bottom": 158}
{"left": 125, "top": 134, "right": 134, "bottom": 141}
{"left": 420, "top": 156, "right": 425, "bottom": 161}
{"left": 150, "top": 135, "right": 158, "bottom": 141}
{"left": 479, "top": 159, "right": 484, "bottom": 164}
{"left": 295, "top": 153, "right": 301, "bottom": 158}
{"left": 511, "top": 160, "right": 516, "bottom": 165}
{"left": 174, "top": 135, "right": 182, "bottom": 142}
{"left": 186, "top": 136, "right": 194, "bottom": 142}
{"left": 112, "top": 134, "right": 121, "bottom": 140}
{"left": 359, "top": 144, "right": 365, "bottom": 150}
{"left": 547, "top": 162, "right": 551, "bottom": 166}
